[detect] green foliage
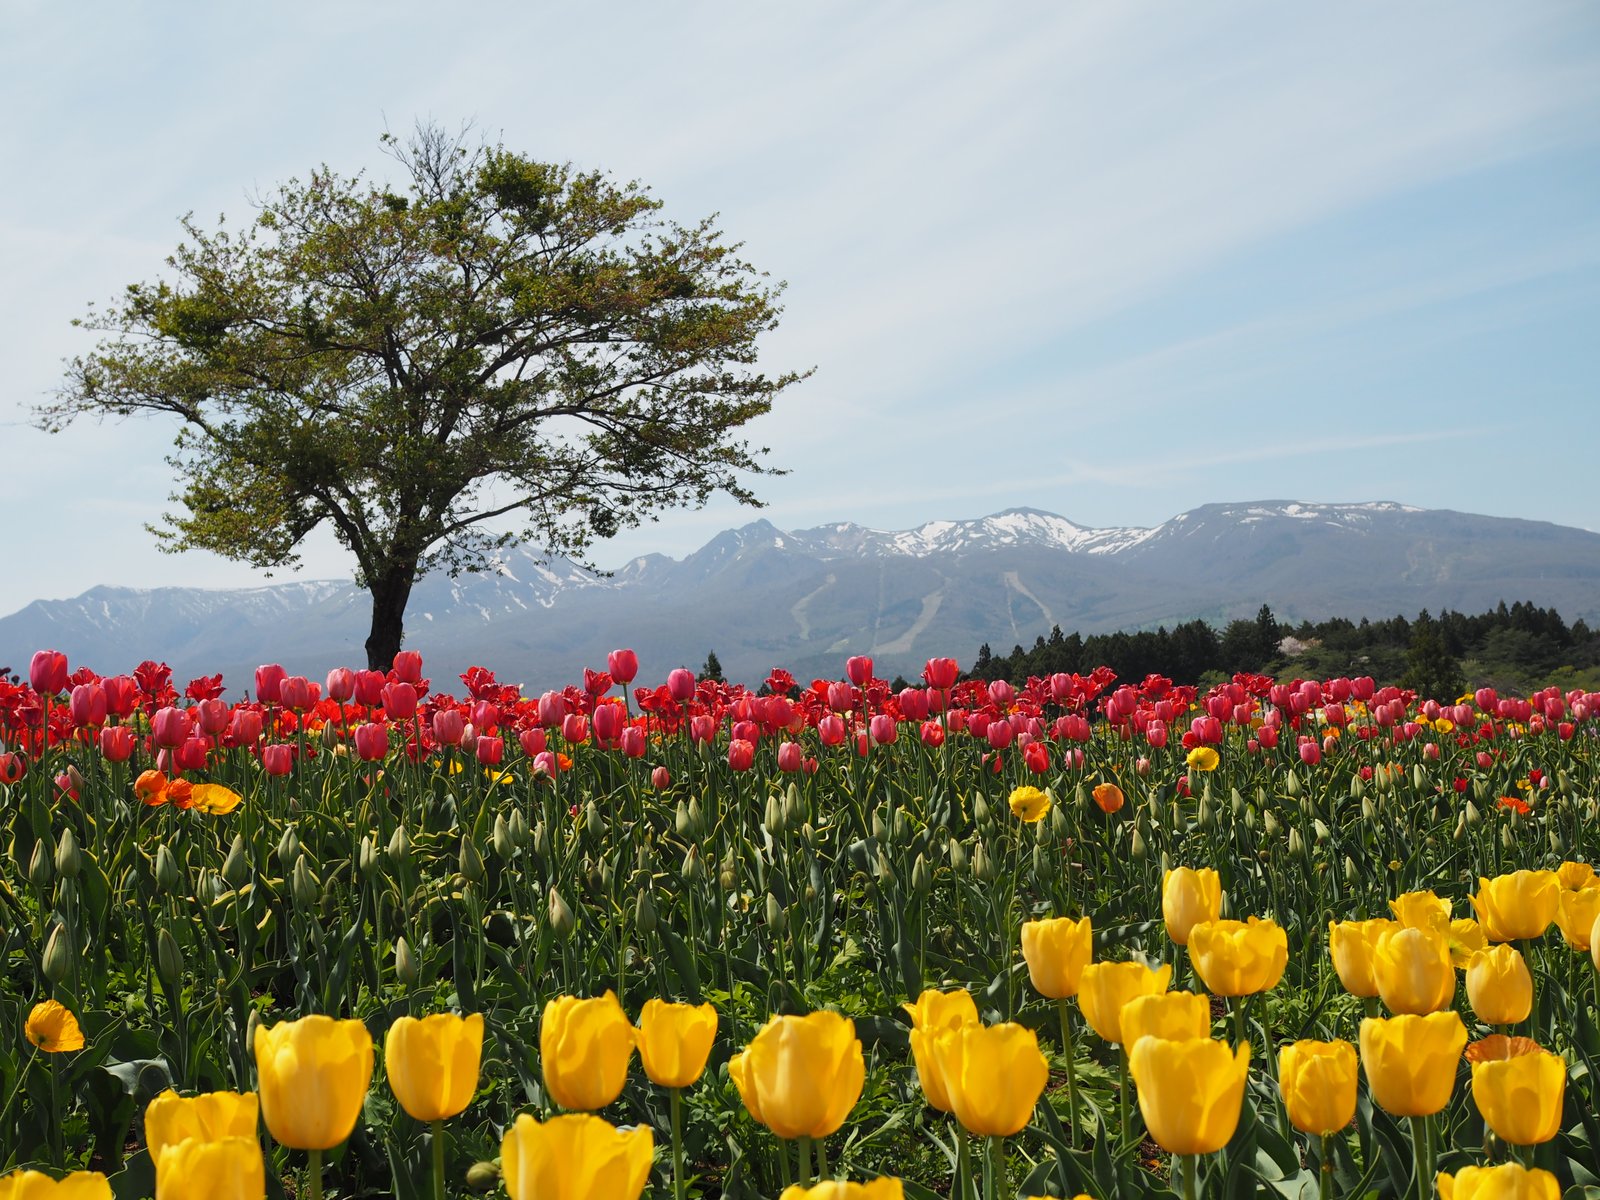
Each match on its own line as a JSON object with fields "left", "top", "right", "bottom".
{"left": 45, "top": 125, "right": 805, "bottom": 666}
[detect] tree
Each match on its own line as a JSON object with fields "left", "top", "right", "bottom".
{"left": 1401, "top": 610, "right": 1465, "bottom": 702}
{"left": 45, "top": 126, "right": 805, "bottom": 668}
{"left": 700, "top": 651, "right": 725, "bottom": 683}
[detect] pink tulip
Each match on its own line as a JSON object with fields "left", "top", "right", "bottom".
{"left": 689, "top": 714, "right": 716, "bottom": 744}
{"left": 255, "top": 664, "right": 287, "bottom": 704}
{"left": 607, "top": 649, "right": 639, "bottom": 684}
{"left": 432, "top": 709, "right": 465, "bottom": 746}
{"left": 923, "top": 658, "right": 960, "bottom": 690}
{"left": 229, "top": 708, "right": 263, "bottom": 745}
{"left": 826, "top": 681, "right": 855, "bottom": 713}
{"left": 533, "top": 750, "right": 562, "bottom": 776}
{"left": 195, "top": 698, "right": 229, "bottom": 736}
{"left": 651, "top": 765, "right": 671, "bottom": 789}
{"left": 1298, "top": 740, "right": 1321, "bottom": 766}
{"left": 354, "top": 669, "right": 387, "bottom": 707}
{"left": 382, "top": 682, "right": 419, "bottom": 720}
{"left": 985, "top": 720, "right": 1013, "bottom": 750}
{"left": 731, "top": 719, "right": 759, "bottom": 744}
{"left": 620, "top": 726, "right": 646, "bottom": 758}
{"left": 261, "top": 744, "right": 295, "bottom": 776}
{"left": 70, "top": 683, "right": 107, "bottom": 728}
{"left": 354, "top": 723, "right": 389, "bottom": 761}
{"left": 392, "top": 651, "right": 424, "bottom": 684}
{"left": 1422, "top": 742, "right": 1440, "bottom": 761}
{"left": 845, "top": 656, "right": 874, "bottom": 686}
{"left": 29, "top": 650, "right": 69, "bottom": 696}
{"left": 176, "top": 736, "right": 210, "bottom": 772}
{"left": 870, "top": 714, "right": 898, "bottom": 745}
{"left": 99, "top": 725, "right": 135, "bottom": 763}
{"left": 666, "top": 668, "right": 697, "bottom": 703}
{"left": 151, "top": 706, "right": 189, "bottom": 749}
{"left": 325, "top": 668, "right": 356, "bottom": 703}
{"left": 592, "top": 704, "right": 625, "bottom": 743}
{"left": 278, "top": 676, "right": 312, "bottom": 711}
{"left": 817, "top": 715, "right": 846, "bottom": 747}
{"left": 1145, "top": 721, "right": 1169, "bottom": 749}
{"left": 988, "top": 679, "right": 1016, "bottom": 709}
{"left": 471, "top": 700, "right": 500, "bottom": 733}
{"left": 538, "top": 690, "right": 568, "bottom": 727}
{"left": 476, "top": 735, "right": 504, "bottom": 766}
{"left": 562, "top": 714, "right": 589, "bottom": 743}
{"left": 777, "top": 741, "right": 803, "bottom": 772}
{"left": 518, "top": 727, "right": 547, "bottom": 757}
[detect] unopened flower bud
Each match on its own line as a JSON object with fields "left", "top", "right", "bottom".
{"left": 291, "top": 857, "right": 321, "bottom": 908}
{"left": 493, "top": 814, "right": 515, "bottom": 862}
{"left": 28, "top": 840, "right": 53, "bottom": 889}
{"left": 42, "top": 924, "right": 74, "bottom": 985}
{"left": 222, "top": 834, "right": 250, "bottom": 890}
{"left": 634, "top": 889, "right": 657, "bottom": 934}
{"left": 460, "top": 836, "right": 485, "bottom": 883}
{"left": 548, "top": 887, "right": 575, "bottom": 940}
{"left": 156, "top": 927, "right": 184, "bottom": 990}
{"left": 395, "top": 936, "right": 420, "bottom": 987}
{"left": 387, "top": 824, "right": 411, "bottom": 865}
{"left": 54, "top": 828, "right": 82, "bottom": 880}
{"left": 154, "top": 843, "right": 182, "bottom": 893}
{"left": 277, "top": 825, "right": 301, "bottom": 869}
{"left": 465, "top": 1161, "right": 502, "bottom": 1192}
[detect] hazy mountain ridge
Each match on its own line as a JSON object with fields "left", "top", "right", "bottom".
{"left": 4, "top": 501, "right": 1598, "bottom": 689}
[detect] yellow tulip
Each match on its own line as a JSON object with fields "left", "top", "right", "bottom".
{"left": 1019, "top": 917, "right": 1093, "bottom": 999}
{"left": 1327, "top": 919, "right": 1395, "bottom": 998}
{"left": 1358, "top": 1013, "right": 1466, "bottom": 1117}
{"left": 1162, "top": 868, "right": 1222, "bottom": 946}
{"left": 925, "top": 1022, "right": 1048, "bottom": 1137}
{"left": 779, "top": 1182, "right": 904, "bottom": 1200}
{"left": 1554, "top": 887, "right": 1600, "bottom": 950}
{"left": 1277, "top": 1040, "right": 1357, "bottom": 1135}
{"left": 1470, "top": 870, "right": 1560, "bottom": 942}
{"left": 1187, "top": 918, "right": 1287, "bottom": 997}
{"left": 1119, "top": 992, "right": 1211, "bottom": 1047}
{"left": 540, "top": 992, "right": 636, "bottom": 1112}
{"left": 1436, "top": 1163, "right": 1560, "bottom": 1199}
{"left": 253, "top": 1015, "right": 374, "bottom": 1150}
{"left": 1127, "top": 1036, "right": 1249, "bottom": 1155}
{"left": 1555, "top": 861, "right": 1596, "bottom": 891}
{"left": 728, "top": 1012, "right": 864, "bottom": 1139}
{"left": 154, "top": 1137, "right": 265, "bottom": 1200}
{"left": 1078, "top": 962, "right": 1171, "bottom": 1045}
{"left": 1448, "top": 919, "right": 1487, "bottom": 969}
{"left": 1465, "top": 946, "right": 1532, "bottom": 1026}
{"left": 1389, "top": 890, "right": 1451, "bottom": 932}
{"left": 384, "top": 1012, "right": 484, "bottom": 1121}
{"left": 501, "top": 1113, "right": 653, "bottom": 1200}
{"left": 901, "top": 990, "right": 979, "bottom": 1112}
{"left": 1470, "top": 1042, "right": 1565, "bottom": 1146}
{"left": 636, "top": 999, "right": 718, "bottom": 1089}
{"left": 0, "top": 1172, "right": 111, "bottom": 1200}
{"left": 1373, "top": 925, "right": 1456, "bottom": 1015}
{"left": 143, "top": 1089, "right": 259, "bottom": 1160}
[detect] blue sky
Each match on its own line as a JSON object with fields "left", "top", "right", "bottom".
{"left": 2, "top": 1, "right": 1598, "bottom": 617}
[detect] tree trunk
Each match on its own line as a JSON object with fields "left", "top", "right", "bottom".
{"left": 365, "top": 565, "right": 417, "bottom": 671}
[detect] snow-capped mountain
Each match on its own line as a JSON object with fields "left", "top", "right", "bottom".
{"left": 3, "top": 501, "right": 1598, "bottom": 689}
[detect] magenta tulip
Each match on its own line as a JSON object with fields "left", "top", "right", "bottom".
{"left": 30, "top": 650, "right": 69, "bottom": 695}
{"left": 255, "top": 664, "right": 286, "bottom": 704}
{"left": 354, "top": 723, "right": 389, "bottom": 761}
{"left": 667, "top": 668, "right": 697, "bottom": 703}
{"left": 607, "top": 649, "right": 639, "bottom": 684}
{"left": 325, "top": 668, "right": 356, "bottom": 702}
{"left": 151, "top": 706, "right": 189, "bottom": 749}
{"left": 70, "top": 683, "right": 107, "bottom": 728}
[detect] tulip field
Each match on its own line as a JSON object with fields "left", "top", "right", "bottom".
{"left": 2, "top": 649, "right": 1599, "bottom": 1200}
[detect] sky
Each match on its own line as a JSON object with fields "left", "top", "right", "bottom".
{"left": 2, "top": 1, "right": 1598, "bottom": 617}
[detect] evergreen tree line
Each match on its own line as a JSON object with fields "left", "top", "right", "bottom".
{"left": 959, "top": 601, "right": 1600, "bottom": 698}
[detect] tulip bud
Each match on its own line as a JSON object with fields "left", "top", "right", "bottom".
{"left": 465, "top": 1161, "right": 502, "bottom": 1192}
{"left": 28, "top": 840, "right": 53, "bottom": 889}
{"left": 460, "top": 836, "right": 485, "bottom": 883}
{"left": 395, "top": 936, "right": 420, "bottom": 987}
{"left": 764, "top": 794, "right": 783, "bottom": 837}
{"left": 1231, "top": 788, "right": 1246, "bottom": 816}
{"left": 765, "top": 893, "right": 786, "bottom": 932}
{"left": 1285, "top": 771, "right": 1301, "bottom": 798}
{"left": 675, "top": 800, "right": 692, "bottom": 837}
{"left": 911, "top": 853, "right": 931, "bottom": 896}
{"left": 1454, "top": 814, "right": 1467, "bottom": 841}
{"left": 156, "top": 927, "right": 184, "bottom": 990}
{"left": 972, "top": 794, "right": 990, "bottom": 825}
{"left": 947, "top": 838, "right": 967, "bottom": 872}
{"left": 1263, "top": 810, "right": 1279, "bottom": 837}
{"left": 358, "top": 835, "right": 380, "bottom": 879}
{"left": 1412, "top": 765, "right": 1427, "bottom": 793}
{"left": 222, "top": 835, "right": 250, "bottom": 890}
{"left": 380, "top": 829, "right": 409, "bottom": 875}
{"left": 508, "top": 808, "right": 530, "bottom": 848}
{"left": 719, "top": 849, "right": 739, "bottom": 891}
{"left": 291, "top": 857, "right": 321, "bottom": 908}
{"left": 1197, "top": 794, "right": 1214, "bottom": 828}
{"left": 548, "top": 887, "right": 575, "bottom": 940}
{"left": 871, "top": 813, "right": 887, "bottom": 843}
{"left": 277, "top": 826, "right": 301, "bottom": 869}
{"left": 1288, "top": 828, "right": 1305, "bottom": 859}
{"left": 54, "top": 827, "right": 81, "bottom": 880}
{"left": 682, "top": 845, "right": 705, "bottom": 883}
{"left": 1360, "top": 798, "right": 1376, "bottom": 823}
{"left": 688, "top": 798, "right": 703, "bottom": 835}
{"left": 876, "top": 848, "right": 894, "bottom": 883}
{"left": 973, "top": 840, "right": 995, "bottom": 881}
{"left": 155, "top": 843, "right": 182, "bottom": 893}
{"left": 42, "top": 924, "right": 74, "bottom": 984}
{"left": 1130, "top": 828, "right": 1147, "bottom": 861}
{"left": 634, "top": 889, "right": 657, "bottom": 934}
{"left": 784, "top": 783, "right": 803, "bottom": 828}
{"left": 1464, "top": 802, "right": 1481, "bottom": 826}
{"left": 493, "top": 814, "right": 515, "bottom": 862}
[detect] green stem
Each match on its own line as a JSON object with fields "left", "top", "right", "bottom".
{"left": 1410, "top": 1116, "right": 1428, "bottom": 1200}
{"left": 986, "top": 1135, "right": 1004, "bottom": 1200}
{"left": 670, "top": 1088, "right": 687, "bottom": 1200}
{"left": 981, "top": 1133, "right": 994, "bottom": 1200}
{"left": 1055, "top": 998, "right": 1078, "bottom": 1149}
{"left": 48, "top": 1051, "right": 63, "bottom": 1167}
{"left": 1184, "top": 1153, "right": 1200, "bottom": 1200}
{"left": 956, "top": 1126, "right": 973, "bottom": 1200}
{"left": 1319, "top": 1132, "right": 1333, "bottom": 1200}
{"left": 797, "top": 1134, "right": 813, "bottom": 1187}
{"left": 308, "top": 1147, "right": 324, "bottom": 1200}
{"left": 432, "top": 1118, "right": 446, "bottom": 1200}
{"left": 1119, "top": 1042, "right": 1132, "bottom": 1153}
{"left": 0, "top": 1048, "right": 37, "bottom": 1168}
{"left": 815, "top": 1135, "right": 830, "bottom": 1180}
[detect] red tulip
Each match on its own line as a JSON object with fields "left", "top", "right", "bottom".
{"left": 255, "top": 664, "right": 287, "bottom": 704}
{"left": 476, "top": 735, "right": 504, "bottom": 766}
{"left": 392, "top": 651, "right": 423, "bottom": 684}
{"left": 562, "top": 714, "right": 589, "bottom": 743}
{"left": 607, "top": 649, "right": 639, "bottom": 684}
{"left": 666, "top": 669, "right": 697, "bottom": 703}
{"left": 354, "top": 723, "right": 389, "bottom": 761}
{"left": 1257, "top": 725, "right": 1279, "bottom": 749}
{"left": 1298, "top": 740, "right": 1321, "bottom": 766}
{"left": 845, "top": 656, "right": 874, "bottom": 686}
{"left": 777, "top": 741, "right": 803, "bottom": 772}
{"left": 471, "top": 700, "right": 500, "bottom": 733}
{"left": 818, "top": 715, "right": 846, "bottom": 747}
{"left": 99, "top": 726, "right": 135, "bottom": 763}
{"left": 176, "top": 736, "right": 210, "bottom": 772}
{"left": 920, "top": 720, "right": 945, "bottom": 748}
{"left": 986, "top": 721, "right": 1013, "bottom": 750}
{"left": 382, "top": 682, "right": 419, "bottom": 720}
{"left": 229, "top": 708, "right": 264, "bottom": 745}
{"left": 1422, "top": 742, "right": 1441, "bottom": 761}
{"left": 1145, "top": 721, "right": 1169, "bottom": 749}
{"left": 651, "top": 765, "right": 672, "bottom": 789}
{"left": 70, "top": 683, "right": 107, "bottom": 728}
{"left": 923, "top": 657, "right": 960, "bottom": 690}
{"left": 0, "top": 753, "right": 24, "bottom": 784}
{"left": 519, "top": 727, "right": 547, "bottom": 757}
{"left": 55, "top": 771, "right": 79, "bottom": 803}
{"left": 151, "top": 706, "right": 190, "bottom": 749}
{"left": 727, "top": 739, "right": 755, "bottom": 772}
{"left": 620, "top": 727, "right": 646, "bottom": 758}
{"left": 354, "top": 669, "right": 387, "bottom": 707}
{"left": 898, "top": 687, "right": 930, "bottom": 722}
{"left": 29, "top": 650, "right": 69, "bottom": 696}
{"left": 261, "top": 744, "right": 295, "bottom": 776}
{"left": 989, "top": 679, "right": 1015, "bottom": 709}
{"left": 826, "top": 681, "right": 855, "bottom": 713}
{"left": 592, "top": 704, "right": 625, "bottom": 743}
{"left": 325, "top": 668, "right": 356, "bottom": 703}
{"left": 1023, "top": 740, "right": 1050, "bottom": 773}
{"left": 102, "top": 675, "right": 138, "bottom": 718}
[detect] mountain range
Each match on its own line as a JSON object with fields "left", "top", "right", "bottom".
{"left": 4, "top": 500, "right": 1599, "bottom": 690}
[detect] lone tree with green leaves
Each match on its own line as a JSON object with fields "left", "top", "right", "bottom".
{"left": 44, "top": 126, "right": 803, "bottom": 669}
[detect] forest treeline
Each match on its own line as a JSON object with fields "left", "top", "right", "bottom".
{"left": 957, "top": 601, "right": 1600, "bottom": 699}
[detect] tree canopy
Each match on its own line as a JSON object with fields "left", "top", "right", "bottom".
{"left": 45, "top": 126, "right": 805, "bottom": 668}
